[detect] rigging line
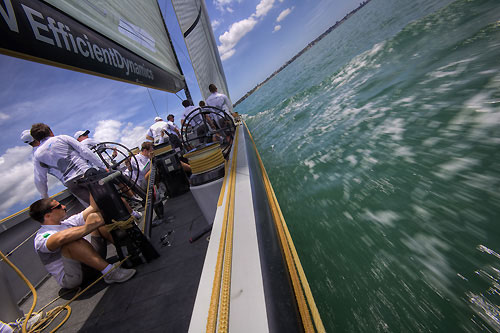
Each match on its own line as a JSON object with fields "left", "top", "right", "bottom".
{"left": 171, "top": 37, "right": 190, "bottom": 68}
{"left": 147, "top": 88, "right": 160, "bottom": 117}
{"left": 174, "top": 92, "right": 183, "bottom": 101}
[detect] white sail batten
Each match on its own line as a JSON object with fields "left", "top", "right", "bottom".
{"left": 171, "top": 0, "right": 231, "bottom": 102}
{"left": 1, "top": 0, "right": 185, "bottom": 92}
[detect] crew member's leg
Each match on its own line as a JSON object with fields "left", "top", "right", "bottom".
{"left": 65, "top": 178, "right": 90, "bottom": 207}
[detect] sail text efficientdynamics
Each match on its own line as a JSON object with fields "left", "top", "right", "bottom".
{"left": 1, "top": 0, "right": 154, "bottom": 80}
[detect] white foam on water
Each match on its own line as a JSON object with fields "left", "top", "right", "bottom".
{"left": 462, "top": 172, "right": 500, "bottom": 198}
{"left": 345, "top": 155, "right": 358, "bottom": 166}
{"left": 396, "top": 96, "right": 416, "bottom": 105}
{"left": 422, "top": 137, "right": 440, "bottom": 146}
{"left": 343, "top": 211, "right": 354, "bottom": 220}
{"left": 393, "top": 145, "right": 415, "bottom": 163}
{"left": 411, "top": 204, "right": 432, "bottom": 221}
{"left": 401, "top": 234, "right": 454, "bottom": 295}
{"left": 362, "top": 209, "right": 400, "bottom": 227}
{"left": 423, "top": 57, "right": 477, "bottom": 81}
{"left": 433, "top": 157, "right": 479, "bottom": 180}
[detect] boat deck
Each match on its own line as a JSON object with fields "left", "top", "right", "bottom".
{"left": 20, "top": 191, "right": 210, "bottom": 332}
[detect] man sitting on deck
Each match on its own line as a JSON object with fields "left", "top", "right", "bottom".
{"left": 30, "top": 196, "right": 136, "bottom": 289}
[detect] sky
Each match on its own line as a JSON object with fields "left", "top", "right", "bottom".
{"left": 0, "top": 0, "right": 360, "bottom": 218}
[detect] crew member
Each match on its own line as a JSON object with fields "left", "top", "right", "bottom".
{"left": 180, "top": 100, "right": 200, "bottom": 127}
{"left": 31, "top": 123, "right": 106, "bottom": 207}
{"left": 74, "top": 130, "right": 99, "bottom": 150}
{"left": 30, "top": 196, "right": 136, "bottom": 289}
{"left": 165, "top": 114, "right": 183, "bottom": 149}
{"left": 181, "top": 100, "right": 209, "bottom": 143}
{"left": 129, "top": 142, "right": 154, "bottom": 190}
{"left": 205, "top": 84, "right": 234, "bottom": 116}
{"left": 146, "top": 117, "right": 169, "bottom": 145}
{"left": 20, "top": 129, "right": 40, "bottom": 155}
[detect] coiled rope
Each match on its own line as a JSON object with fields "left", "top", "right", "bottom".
{"left": 0, "top": 249, "right": 130, "bottom": 333}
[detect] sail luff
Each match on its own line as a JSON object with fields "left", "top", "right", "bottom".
{"left": 171, "top": 0, "right": 231, "bottom": 102}
{"left": 155, "top": 0, "right": 193, "bottom": 102}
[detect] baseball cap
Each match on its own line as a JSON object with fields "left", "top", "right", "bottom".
{"left": 20, "top": 129, "right": 35, "bottom": 144}
{"left": 154, "top": 116, "right": 162, "bottom": 122}
{"left": 74, "top": 130, "right": 90, "bottom": 139}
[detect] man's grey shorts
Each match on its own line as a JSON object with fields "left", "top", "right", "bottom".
{"left": 60, "top": 256, "right": 83, "bottom": 289}
{"left": 60, "top": 237, "right": 107, "bottom": 289}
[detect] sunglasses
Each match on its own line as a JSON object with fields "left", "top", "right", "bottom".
{"left": 45, "top": 203, "right": 63, "bottom": 215}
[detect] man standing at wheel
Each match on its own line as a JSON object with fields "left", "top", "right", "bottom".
{"left": 205, "top": 84, "right": 234, "bottom": 118}
{"left": 165, "top": 114, "right": 183, "bottom": 149}
{"left": 31, "top": 123, "right": 106, "bottom": 207}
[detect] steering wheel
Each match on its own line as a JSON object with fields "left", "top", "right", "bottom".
{"left": 180, "top": 106, "right": 236, "bottom": 157}
{"left": 92, "top": 141, "right": 140, "bottom": 194}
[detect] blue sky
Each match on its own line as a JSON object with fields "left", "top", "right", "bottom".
{"left": 0, "top": 0, "right": 359, "bottom": 218}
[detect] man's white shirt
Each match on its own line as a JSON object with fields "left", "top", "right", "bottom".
{"left": 146, "top": 121, "right": 168, "bottom": 144}
{"left": 181, "top": 105, "right": 203, "bottom": 125}
{"left": 33, "top": 135, "right": 105, "bottom": 198}
{"left": 166, "top": 120, "right": 180, "bottom": 137}
{"left": 206, "top": 92, "right": 234, "bottom": 115}
{"left": 34, "top": 213, "right": 84, "bottom": 285}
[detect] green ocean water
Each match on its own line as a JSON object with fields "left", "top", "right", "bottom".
{"left": 237, "top": 0, "right": 500, "bottom": 331}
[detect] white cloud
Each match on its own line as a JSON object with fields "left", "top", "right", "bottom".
{"left": 120, "top": 122, "right": 148, "bottom": 149}
{"left": 276, "top": 7, "right": 293, "bottom": 22}
{"left": 255, "top": 0, "right": 275, "bottom": 18}
{"left": 0, "top": 145, "right": 60, "bottom": 216}
{"left": 214, "top": 0, "right": 234, "bottom": 12}
{"left": 218, "top": 17, "right": 258, "bottom": 60}
{"left": 94, "top": 119, "right": 147, "bottom": 149}
{"left": 273, "top": 25, "right": 281, "bottom": 32}
{"left": 212, "top": 19, "right": 221, "bottom": 30}
{"left": 94, "top": 119, "right": 122, "bottom": 143}
{"left": 217, "top": 0, "right": 278, "bottom": 60}
{"left": 0, "top": 112, "right": 10, "bottom": 122}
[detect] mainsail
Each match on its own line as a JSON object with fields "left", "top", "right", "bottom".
{"left": 171, "top": 0, "right": 231, "bottom": 102}
{"left": 1, "top": 0, "right": 185, "bottom": 92}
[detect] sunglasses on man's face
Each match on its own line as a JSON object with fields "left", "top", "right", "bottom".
{"left": 46, "top": 203, "right": 63, "bottom": 214}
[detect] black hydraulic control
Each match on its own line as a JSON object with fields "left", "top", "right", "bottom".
{"left": 153, "top": 145, "right": 190, "bottom": 198}
{"left": 79, "top": 168, "right": 159, "bottom": 268}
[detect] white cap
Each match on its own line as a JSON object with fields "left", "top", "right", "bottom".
{"left": 74, "top": 129, "right": 90, "bottom": 139}
{"left": 21, "top": 129, "right": 35, "bottom": 144}
{"left": 154, "top": 116, "right": 162, "bottom": 122}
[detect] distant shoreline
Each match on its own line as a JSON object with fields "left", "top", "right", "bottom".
{"left": 233, "top": 0, "right": 371, "bottom": 107}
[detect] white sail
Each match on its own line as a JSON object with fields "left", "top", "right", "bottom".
{"left": 1, "top": 0, "right": 185, "bottom": 92}
{"left": 171, "top": 0, "right": 231, "bottom": 102}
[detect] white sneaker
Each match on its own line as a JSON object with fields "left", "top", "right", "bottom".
{"left": 103, "top": 265, "right": 136, "bottom": 284}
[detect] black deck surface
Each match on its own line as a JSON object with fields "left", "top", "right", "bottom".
{"left": 20, "top": 191, "right": 211, "bottom": 332}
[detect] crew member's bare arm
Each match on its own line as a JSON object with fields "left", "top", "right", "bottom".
{"left": 46, "top": 216, "right": 104, "bottom": 251}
